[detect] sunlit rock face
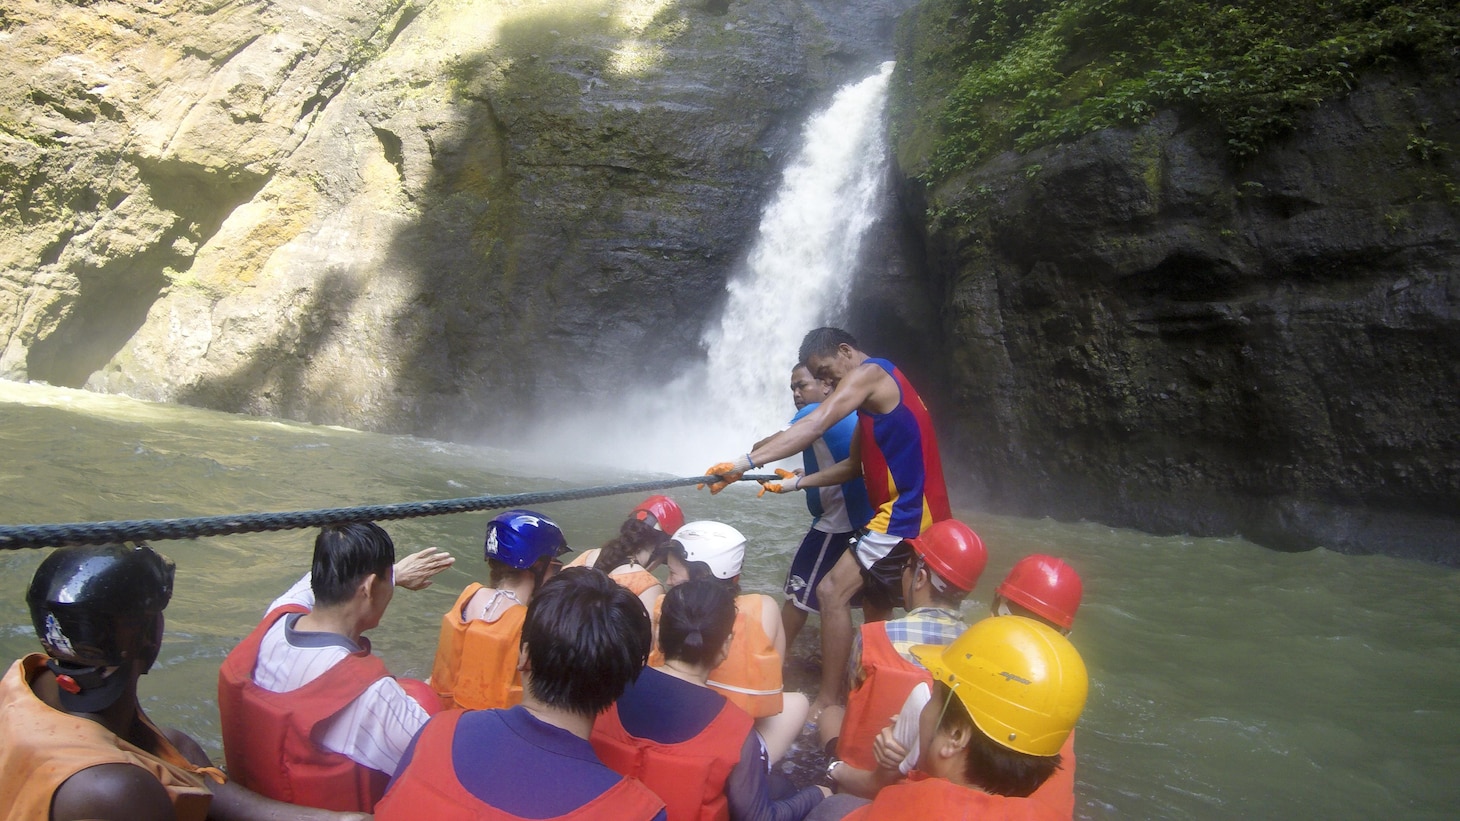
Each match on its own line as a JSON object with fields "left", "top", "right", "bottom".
{"left": 894, "top": 63, "right": 1460, "bottom": 562}
{"left": 0, "top": 0, "right": 913, "bottom": 435}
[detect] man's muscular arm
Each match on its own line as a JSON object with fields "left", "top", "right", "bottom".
{"left": 747, "top": 365, "right": 884, "bottom": 467}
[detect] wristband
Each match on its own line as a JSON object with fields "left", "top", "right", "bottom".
{"left": 792, "top": 475, "right": 802, "bottom": 492}
{"left": 732, "top": 454, "right": 754, "bottom": 473}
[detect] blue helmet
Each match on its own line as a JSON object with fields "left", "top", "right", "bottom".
{"left": 484, "top": 510, "right": 568, "bottom": 569}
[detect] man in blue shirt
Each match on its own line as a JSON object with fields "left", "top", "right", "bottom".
{"left": 760, "top": 364, "right": 873, "bottom": 650}
{"left": 377, "top": 568, "right": 666, "bottom": 820}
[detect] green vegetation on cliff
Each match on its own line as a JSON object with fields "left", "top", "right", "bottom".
{"left": 898, "top": 0, "right": 1460, "bottom": 182}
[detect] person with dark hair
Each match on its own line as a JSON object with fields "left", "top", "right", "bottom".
{"left": 806, "top": 617, "right": 1088, "bottom": 821}
{"left": 852, "top": 555, "right": 1087, "bottom": 813}
{"left": 218, "top": 523, "right": 453, "bottom": 812}
{"left": 650, "top": 521, "right": 808, "bottom": 765}
{"left": 376, "top": 567, "right": 666, "bottom": 820}
{"left": 755, "top": 364, "right": 872, "bottom": 651}
{"left": 2, "top": 543, "right": 371, "bottom": 821}
{"left": 430, "top": 509, "right": 569, "bottom": 711}
{"left": 565, "top": 502, "right": 675, "bottom": 612}
{"left": 819, "top": 520, "right": 987, "bottom": 798}
{"left": 704, "top": 327, "right": 951, "bottom": 723}
{"left": 593, "top": 580, "right": 829, "bottom": 821}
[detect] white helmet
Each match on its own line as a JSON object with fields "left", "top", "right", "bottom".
{"left": 671, "top": 520, "right": 746, "bottom": 580}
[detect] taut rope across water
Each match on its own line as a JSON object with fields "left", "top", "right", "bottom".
{"left": 0, "top": 473, "right": 773, "bottom": 550}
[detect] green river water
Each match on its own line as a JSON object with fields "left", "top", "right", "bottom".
{"left": 1, "top": 381, "right": 1456, "bottom": 819}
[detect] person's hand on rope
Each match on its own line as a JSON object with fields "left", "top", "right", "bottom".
{"left": 698, "top": 455, "right": 753, "bottom": 494}
{"left": 394, "top": 546, "right": 455, "bottom": 590}
{"left": 757, "top": 468, "right": 803, "bottom": 497}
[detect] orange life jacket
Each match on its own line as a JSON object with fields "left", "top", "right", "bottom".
{"left": 1028, "top": 731, "right": 1076, "bottom": 818}
{"left": 838, "top": 621, "right": 934, "bottom": 770}
{"left": 844, "top": 773, "right": 1064, "bottom": 821}
{"left": 566, "top": 551, "right": 662, "bottom": 597}
{"left": 217, "top": 604, "right": 392, "bottom": 812}
{"left": 590, "top": 696, "right": 753, "bottom": 821}
{"left": 430, "top": 584, "right": 527, "bottom": 711}
{"left": 650, "top": 595, "right": 783, "bottom": 717}
{"left": 0, "top": 655, "right": 218, "bottom": 821}
{"left": 375, "top": 710, "right": 666, "bottom": 821}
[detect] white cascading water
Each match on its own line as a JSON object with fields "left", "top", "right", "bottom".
{"left": 531, "top": 61, "right": 894, "bottom": 474}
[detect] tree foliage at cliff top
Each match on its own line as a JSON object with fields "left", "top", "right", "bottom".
{"left": 903, "top": 0, "right": 1460, "bottom": 182}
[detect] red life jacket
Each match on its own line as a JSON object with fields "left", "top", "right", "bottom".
{"left": 590, "top": 698, "right": 754, "bottom": 821}
{"left": 375, "top": 711, "right": 666, "bottom": 821}
{"left": 430, "top": 583, "right": 528, "bottom": 711}
{"left": 217, "top": 604, "right": 391, "bottom": 812}
{"left": 844, "top": 773, "right": 1064, "bottom": 821}
{"left": 1028, "top": 731, "right": 1076, "bottom": 818}
{"left": 838, "top": 621, "right": 934, "bottom": 770}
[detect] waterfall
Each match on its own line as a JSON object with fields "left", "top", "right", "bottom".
{"left": 530, "top": 61, "right": 895, "bottom": 475}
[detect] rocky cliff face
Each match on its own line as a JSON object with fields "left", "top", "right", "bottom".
{"left": 1, "top": 0, "right": 912, "bottom": 437}
{"left": 893, "top": 57, "right": 1460, "bottom": 562}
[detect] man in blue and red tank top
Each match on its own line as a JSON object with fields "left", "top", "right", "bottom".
{"left": 703, "top": 327, "right": 951, "bottom": 720}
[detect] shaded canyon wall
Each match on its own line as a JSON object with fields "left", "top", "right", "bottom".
{"left": 890, "top": 50, "right": 1460, "bottom": 563}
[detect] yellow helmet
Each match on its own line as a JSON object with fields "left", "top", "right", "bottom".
{"left": 912, "top": 615, "right": 1087, "bottom": 756}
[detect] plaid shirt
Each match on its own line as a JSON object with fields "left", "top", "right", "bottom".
{"left": 850, "top": 607, "right": 965, "bottom": 689}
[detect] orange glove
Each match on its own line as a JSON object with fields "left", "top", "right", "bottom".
{"left": 757, "top": 468, "right": 801, "bottom": 497}
{"left": 698, "top": 462, "right": 744, "bottom": 495}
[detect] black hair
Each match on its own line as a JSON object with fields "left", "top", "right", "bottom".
{"left": 311, "top": 523, "right": 396, "bottom": 607}
{"left": 659, "top": 580, "right": 737, "bottom": 668}
{"left": 798, "top": 326, "right": 858, "bottom": 366}
{"left": 933, "top": 681, "right": 1061, "bottom": 797}
{"left": 521, "top": 566, "right": 651, "bottom": 717}
{"left": 669, "top": 541, "right": 740, "bottom": 595}
{"left": 593, "top": 517, "right": 672, "bottom": 573}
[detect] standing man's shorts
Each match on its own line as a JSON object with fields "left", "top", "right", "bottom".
{"left": 784, "top": 528, "right": 856, "bottom": 613}
{"left": 852, "top": 530, "right": 913, "bottom": 612}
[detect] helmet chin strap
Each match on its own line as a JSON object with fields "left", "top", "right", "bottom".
{"left": 45, "top": 658, "right": 130, "bottom": 713}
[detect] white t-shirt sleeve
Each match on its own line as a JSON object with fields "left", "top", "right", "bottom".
{"left": 315, "top": 677, "right": 431, "bottom": 777}
{"left": 268, "top": 572, "right": 315, "bottom": 614}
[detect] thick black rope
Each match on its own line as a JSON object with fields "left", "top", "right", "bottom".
{"left": 0, "top": 473, "right": 776, "bottom": 550}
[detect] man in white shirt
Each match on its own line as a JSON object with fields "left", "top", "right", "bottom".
{"left": 217, "top": 522, "right": 453, "bottom": 813}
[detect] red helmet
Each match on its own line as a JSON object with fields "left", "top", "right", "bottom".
{"left": 907, "top": 519, "right": 987, "bottom": 593}
{"left": 632, "top": 495, "right": 684, "bottom": 536}
{"left": 996, "top": 555, "right": 1082, "bottom": 630}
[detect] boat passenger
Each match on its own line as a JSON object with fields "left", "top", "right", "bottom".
{"left": 819, "top": 519, "right": 987, "bottom": 798}
{"left": 755, "top": 364, "right": 872, "bottom": 652}
{"left": 649, "top": 520, "right": 809, "bottom": 764}
{"left": 593, "top": 579, "right": 828, "bottom": 821}
{"left": 806, "top": 617, "right": 1087, "bottom": 821}
{"left": 566, "top": 507, "right": 674, "bottom": 613}
{"left": 376, "top": 567, "right": 666, "bottom": 820}
{"left": 705, "top": 327, "right": 951, "bottom": 722}
{"left": 2, "top": 542, "right": 369, "bottom": 821}
{"left": 430, "top": 509, "right": 568, "bottom": 711}
{"left": 217, "top": 523, "right": 452, "bottom": 813}
{"left": 838, "top": 555, "right": 1086, "bottom": 816}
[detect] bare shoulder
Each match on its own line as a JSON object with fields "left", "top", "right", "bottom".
{"left": 52, "top": 762, "right": 176, "bottom": 821}
{"left": 754, "top": 594, "right": 783, "bottom": 637}
{"left": 850, "top": 360, "right": 900, "bottom": 414}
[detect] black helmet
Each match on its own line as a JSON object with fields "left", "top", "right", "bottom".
{"left": 27, "top": 543, "right": 175, "bottom": 672}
